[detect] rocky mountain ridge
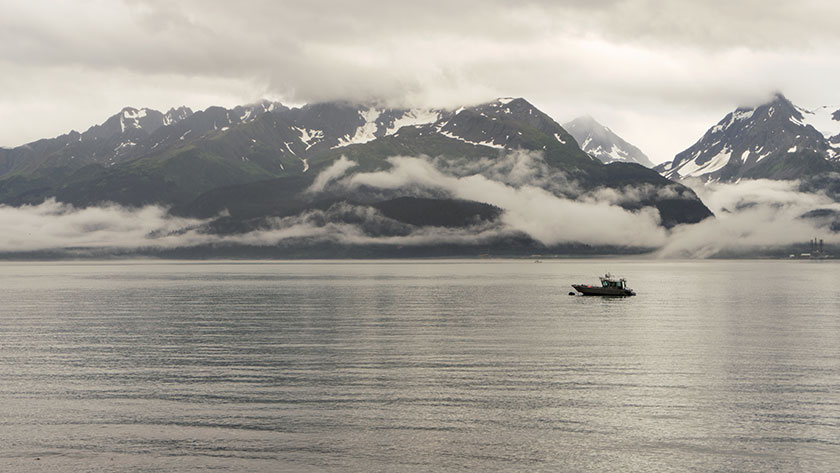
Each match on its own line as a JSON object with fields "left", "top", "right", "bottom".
{"left": 656, "top": 94, "right": 840, "bottom": 182}
{"left": 563, "top": 116, "right": 654, "bottom": 167}
{"left": 0, "top": 97, "right": 714, "bottom": 256}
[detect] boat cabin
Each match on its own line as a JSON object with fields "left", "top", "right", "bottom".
{"left": 599, "top": 274, "right": 627, "bottom": 289}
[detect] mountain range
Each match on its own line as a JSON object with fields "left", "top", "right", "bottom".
{"left": 1, "top": 97, "right": 714, "bottom": 256}
{"left": 656, "top": 93, "right": 840, "bottom": 183}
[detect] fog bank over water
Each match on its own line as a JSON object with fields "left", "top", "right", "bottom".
{"left": 658, "top": 179, "right": 840, "bottom": 257}
{"left": 1, "top": 157, "right": 838, "bottom": 257}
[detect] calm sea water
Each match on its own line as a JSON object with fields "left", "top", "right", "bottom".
{"left": 1, "top": 259, "right": 838, "bottom": 472}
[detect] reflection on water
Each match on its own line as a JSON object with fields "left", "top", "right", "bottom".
{"left": 1, "top": 260, "right": 839, "bottom": 472}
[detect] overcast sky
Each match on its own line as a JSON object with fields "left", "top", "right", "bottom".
{"left": 2, "top": 0, "right": 839, "bottom": 163}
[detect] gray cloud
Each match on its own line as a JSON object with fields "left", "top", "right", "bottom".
{"left": 221, "top": 203, "right": 509, "bottom": 248}
{"left": 337, "top": 153, "right": 669, "bottom": 247}
{"left": 323, "top": 154, "right": 840, "bottom": 253}
{"left": 1, "top": 156, "right": 839, "bottom": 256}
{"left": 2, "top": 0, "right": 840, "bottom": 162}
{"left": 430, "top": 150, "right": 582, "bottom": 198}
{"left": 659, "top": 179, "right": 840, "bottom": 257}
{"left": 0, "top": 199, "right": 210, "bottom": 252}
{"left": 306, "top": 155, "right": 358, "bottom": 194}
{"left": 0, "top": 198, "right": 509, "bottom": 253}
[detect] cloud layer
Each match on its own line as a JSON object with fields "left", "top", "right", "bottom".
{"left": 0, "top": 199, "right": 209, "bottom": 252}
{"left": 338, "top": 154, "right": 668, "bottom": 247}
{"left": 659, "top": 179, "right": 840, "bottom": 257}
{"left": 2, "top": 153, "right": 838, "bottom": 257}
{"left": 2, "top": 0, "right": 839, "bottom": 162}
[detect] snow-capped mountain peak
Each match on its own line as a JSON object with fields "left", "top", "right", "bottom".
{"left": 118, "top": 107, "right": 164, "bottom": 133}
{"left": 657, "top": 93, "right": 839, "bottom": 182}
{"left": 563, "top": 116, "right": 654, "bottom": 167}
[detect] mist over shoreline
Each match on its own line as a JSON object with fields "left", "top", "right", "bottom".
{"left": 2, "top": 153, "right": 837, "bottom": 259}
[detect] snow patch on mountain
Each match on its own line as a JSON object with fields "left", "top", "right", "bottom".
{"left": 439, "top": 130, "right": 505, "bottom": 149}
{"left": 798, "top": 105, "right": 840, "bottom": 140}
{"left": 677, "top": 147, "right": 733, "bottom": 178}
{"left": 114, "top": 141, "right": 136, "bottom": 153}
{"left": 385, "top": 109, "right": 441, "bottom": 135}
{"left": 336, "top": 108, "right": 382, "bottom": 148}
{"left": 122, "top": 108, "right": 147, "bottom": 120}
{"left": 295, "top": 127, "right": 325, "bottom": 150}
{"left": 164, "top": 107, "right": 192, "bottom": 126}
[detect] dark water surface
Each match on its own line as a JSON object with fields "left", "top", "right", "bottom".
{"left": 1, "top": 260, "right": 838, "bottom": 471}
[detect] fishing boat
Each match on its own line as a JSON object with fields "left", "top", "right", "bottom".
{"left": 572, "top": 273, "right": 635, "bottom": 296}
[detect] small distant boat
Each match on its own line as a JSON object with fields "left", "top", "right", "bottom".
{"left": 572, "top": 273, "right": 635, "bottom": 296}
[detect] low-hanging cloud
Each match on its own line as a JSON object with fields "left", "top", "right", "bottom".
{"left": 0, "top": 199, "right": 211, "bottom": 252}
{"left": 316, "top": 153, "right": 840, "bottom": 254}
{"left": 659, "top": 179, "right": 840, "bottom": 257}
{"left": 306, "top": 155, "right": 357, "bottom": 193}
{"left": 430, "top": 150, "right": 582, "bottom": 198}
{"left": 336, "top": 152, "right": 669, "bottom": 247}
{"left": 0, "top": 198, "right": 508, "bottom": 253}
{"left": 220, "top": 203, "right": 508, "bottom": 248}
{"left": 2, "top": 156, "right": 839, "bottom": 257}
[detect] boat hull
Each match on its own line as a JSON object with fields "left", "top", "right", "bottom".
{"left": 572, "top": 284, "right": 635, "bottom": 297}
